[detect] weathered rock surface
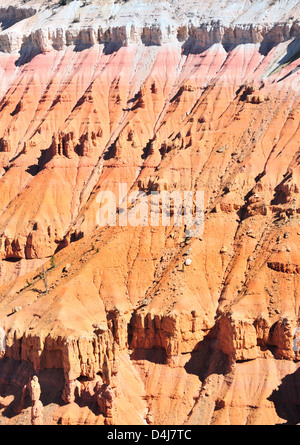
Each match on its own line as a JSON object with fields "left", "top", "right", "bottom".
{"left": 0, "top": 0, "right": 299, "bottom": 425}
{"left": 29, "top": 375, "right": 43, "bottom": 425}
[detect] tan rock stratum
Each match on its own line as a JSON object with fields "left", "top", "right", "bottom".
{"left": 0, "top": 0, "right": 299, "bottom": 425}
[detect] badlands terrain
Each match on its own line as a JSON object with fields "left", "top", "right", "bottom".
{"left": 0, "top": 0, "right": 299, "bottom": 425}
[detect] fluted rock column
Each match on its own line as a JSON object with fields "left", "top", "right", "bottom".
{"left": 29, "top": 376, "right": 43, "bottom": 425}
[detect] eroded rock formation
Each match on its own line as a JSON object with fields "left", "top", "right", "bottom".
{"left": 29, "top": 375, "right": 43, "bottom": 425}
{"left": 0, "top": 0, "right": 299, "bottom": 426}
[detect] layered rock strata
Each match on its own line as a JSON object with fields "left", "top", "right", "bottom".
{"left": 0, "top": 0, "right": 299, "bottom": 425}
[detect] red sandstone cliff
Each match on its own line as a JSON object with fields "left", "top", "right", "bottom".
{"left": 0, "top": 0, "right": 299, "bottom": 425}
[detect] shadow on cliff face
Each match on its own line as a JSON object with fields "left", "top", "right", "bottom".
{"left": 258, "top": 41, "right": 276, "bottom": 56}
{"left": 0, "top": 6, "right": 37, "bottom": 32}
{"left": 184, "top": 342, "right": 212, "bottom": 382}
{"left": 103, "top": 42, "right": 123, "bottom": 55}
{"left": 181, "top": 38, "right": 209, "bottom": 56}
{"left": 130, "top": 348, "right": 168, "bottom": 365}
{"left": 181, "top": 34, "right": 278, "bottom": 57}
{"left": 26, "top": 148, "right": 50, "bottom": 176}
{"left": 0, "top": 359, "right": 33, "bottom": 418}
{"left": 268, "top": 367, "right": 300, "bottom": 425}
{"left": 0, "top": 358, "right": 64, "bottom": 420}
{"left": 269, "top": 36, "right": 300, "bottom": 73}
{"left": 0, "top": 385, "right": 31, "bottom": 419}
{"left": 15, "top": 47, "right": 41, "bottom": 67}
{"left": 184, "top": 336, "right": 228, "bottom": 382}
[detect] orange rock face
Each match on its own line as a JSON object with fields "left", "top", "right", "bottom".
{"left": 0, "top": 0, "right": 299, "bottom": 425}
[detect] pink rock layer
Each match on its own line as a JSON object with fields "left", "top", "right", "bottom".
{"left": 0, "top": 37, "right": 299, "bottom": 425}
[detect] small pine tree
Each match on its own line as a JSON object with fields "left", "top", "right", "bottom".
{"left": 59, "top": 0, "right": 74, "bottom": 5}
{"left": 51, "top": 255, "right": 56, "bottom": 268}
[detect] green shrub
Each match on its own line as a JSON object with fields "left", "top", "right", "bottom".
{"left": 50, "top": 255, "right": 56, "bottom": 268}
{"left": 59, "top": 0, "right": 74, "bottom": 6}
